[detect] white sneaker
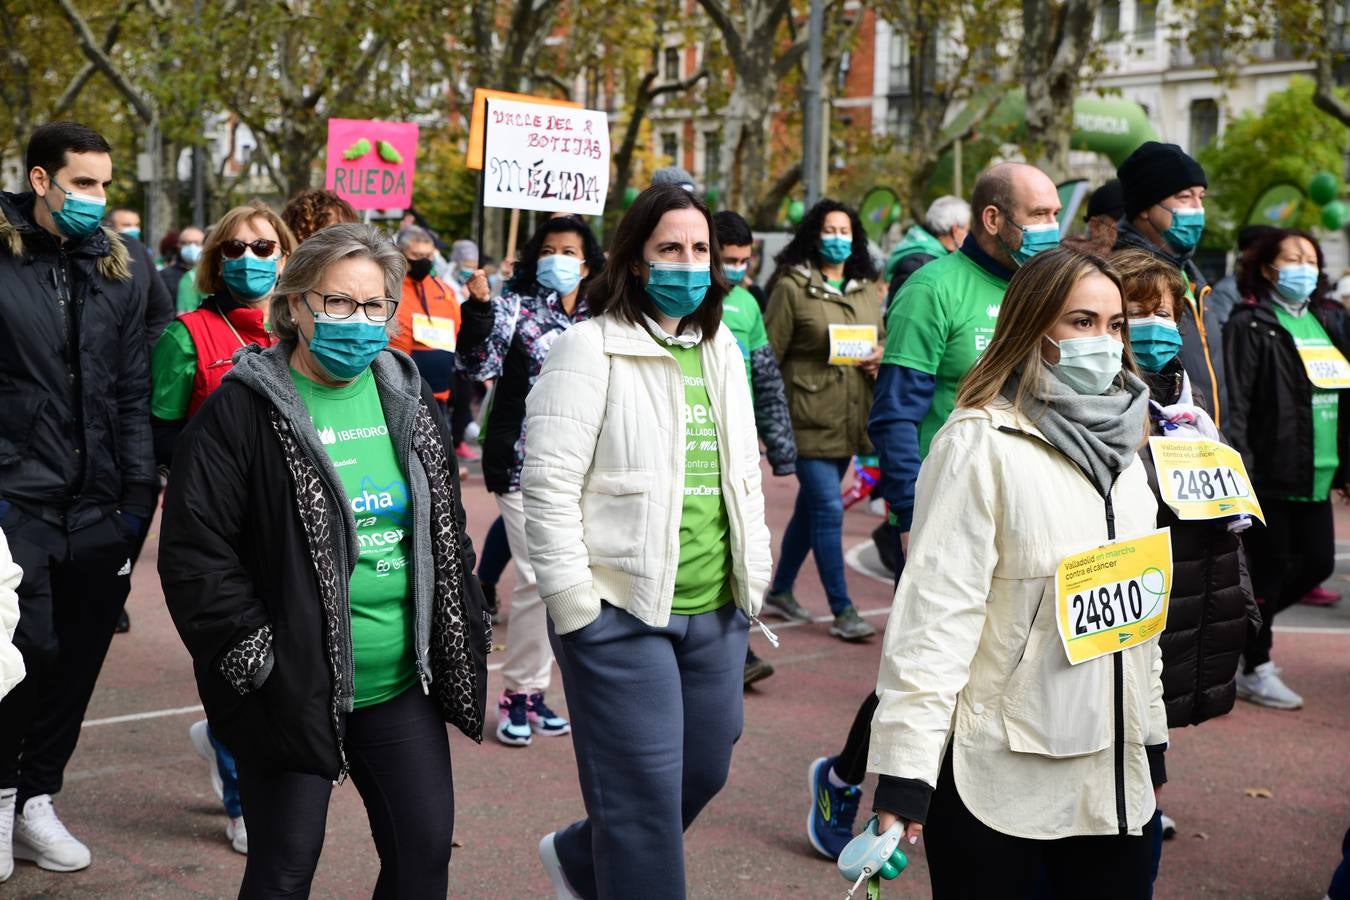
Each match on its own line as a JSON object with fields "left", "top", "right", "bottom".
{"left": 12, "top": 794, "right": 90, "bottom": 872}
{"left": 188, "top": 720, "right": 224, "bottom": 801}
{"left": 1160, "top": 812, "right": 1176, "bottom": 839}
{"left": 227, "top": 816, "right": 247, "bottom": 855}
{"left": 539, "top": 832, "right": 581, "bottom": 900}
{"left": 1236, "top": 662, "right": 1304, "bottom": 710}
{"left": 0, "top": 788, "right": 15, "bottom": 882}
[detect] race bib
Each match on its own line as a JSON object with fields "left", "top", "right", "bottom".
{"left": 1297, "top": 345, "right": 1350, "bottom": 389}
{"left": 412, "top": 314, "right": 458, "bottom": 352}
{"left": 828, "top": 324, "right": 878, "bottom": 366}
{"left": 1055, "top": 529, "right": 1172, "bottom": 666}
{"left": 1149, "top": 437, "right": 1264, "bottom": 523}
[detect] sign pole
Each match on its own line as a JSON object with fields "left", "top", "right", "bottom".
{"left": 477, "top": 100, "right": 490, "bottom": 254}
{"left": 505, "top": 208, "right": 521, "bottom": 266}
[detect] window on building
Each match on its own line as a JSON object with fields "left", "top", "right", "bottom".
{"left": 1135, "top": 0, "right": 1157, "bottom": 39}
{"left": 664, "top": 47, "right": 681, "bottom": 82}
{"left": 1100, "top": 0, "right": 1121, "bottom": 39}
{"left": 1189, "top": 99, "right": 1219, "bottom": 152}
{"left": 662, "top": 133, "right": 679, "bottom": 164}
{"left": 704, "top": 131, "right": 721, "bottom": 191}
{"left": 888, "top": 31, "right": 909, "bottom": 94}
{"left": 886, "top": 99, "right": 911, "bottom": 139}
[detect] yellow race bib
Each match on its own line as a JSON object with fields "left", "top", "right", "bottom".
{"left": 412, "top": 314, "right": 458, "bottom": 353}
{"left": 1148, "top": 437, "right": 1264, "bottom": 524}
{"left": 827, "top": 324, "right": 878, "bottom": 366}
{"left": 1297, "top": 345, "right": 1350, "bottom": 389}
{"left": 1055, "top": 529, "right": 1172, "bottom": 666}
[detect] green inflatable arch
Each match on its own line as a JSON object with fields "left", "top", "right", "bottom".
{"left": 946, "top": 88, "right": 1160, "bottom": 166}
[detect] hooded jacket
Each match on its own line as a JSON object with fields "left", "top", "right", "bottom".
{"left": 0, "top": 191, "right": 156, "bottom": 528}
{"left": 159, "top": 344, "right": 489, "bottom": 778}
{"left": 884, "top": 225, "right": 949, "bottom": 303}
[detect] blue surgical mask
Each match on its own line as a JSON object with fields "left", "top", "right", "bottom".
{"left": 1274, "top": 264, "right": 1318, "bottom": 303}
{"left": 536, "top": 254, "right": 583, "bottom": 296}
{"left": 646, "top": 261, "right": 710, "bottom": 318}
{"left": 179, "top": 243, "right": 202, "bottom": 265}
{"left": 221, "top": 255, "right": 278, "bottom": 301}
{"left": 456, "top": 267, "right": 475, "bottom": 284}
{"left": 1162, "top": 206, "right": 1205, "bottom": 252}
{"left": 43, "top": 175, "right": 106, "bottom": 238}
{"left": 1045, "top": 333, "right": 1123, "bottom": 395}
{"left": 120, "top": 227, "right": 141, "bottom": 241}
{"left": 1010, "top": 222, "right": 1061, "bottom": 266}
{"left": 723, "top": 263, "right": 748, "bottom": 283}
{"left": 820, "top": 235, "right": 853, "bottom": 264}
{"left": 1128, "top": 316, "right": 1183, "bottom": 373}
{"left": 306, "top": 310, "right": 389, "bottom": 381}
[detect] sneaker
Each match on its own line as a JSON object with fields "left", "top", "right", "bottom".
{"left": 454, "top": 441, "right": 480, "bottom": 462}
{"left": 806, "top": 756, "right": 862, "bottom": 860}
{"left": 744, "top": 649, "right": 774, "bottom": 687}
{"left": 526, "top": 693, "right": 571, "bottom": 737}
{"left": 1236, "top": 661, "right": 1304, "bottom": 710}
{"left": 12, "top": 795, "right": 90, "bottom": 872}
{"left": 1301, "top": 585, "right": 1341, "bottom": 607}
{"left": 496, "top": 690, "right": 533, "bottom": 746}
{"left": 1160, "top": 812, "right": 1176, "bottom": 840}
{"left": 114, "top": 608, "right": 130, "bottom": 634}
{"left": 227, "top": 816, "right": 248, "bottom": 854}
{"left": 0, "top": 788, "right": 14, "bottom": 882}
{"left": 188, "top": 720, "right": 224, "bottom": 802}
{"left": 829, "top": 607, "right": 875, "bottom": 642}
{"left": 763, "top": 589, "right": 813, "bottom": 623}
{"left": 539, "top": 832, "right": 581, "bottom": 899}
{"left": 871, "top": 522, "right": 896, "bottom": 576}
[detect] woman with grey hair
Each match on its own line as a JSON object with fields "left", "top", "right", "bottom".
{"left": 159, "top": 223, "right": 489, "bottom": 898}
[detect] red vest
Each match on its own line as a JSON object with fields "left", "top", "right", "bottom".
{"left": 179, "top": 306, "right": 275, "bottom": 417}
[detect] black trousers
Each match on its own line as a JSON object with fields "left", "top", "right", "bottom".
{"left": 0, "top": 505, "right": 133, "bottom": 803}
{"left": 235, "top": 687, "right": 454, "bottom": 900}
{"left": 450, "top": 372, "right": 477, "bottom": 447}
{"left": 925, "top": 751, "right": 1155, "bottom": 900}
{"left": 1242, "top": 498, "right": 1335, "bottom": 669}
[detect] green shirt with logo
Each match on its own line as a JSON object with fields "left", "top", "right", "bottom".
{"left": 1273, "top": 306, "right": 1341, "bottom": 502}
{"left": 291, "top": 368, "right": 417, "bottom": 708}
{"left": 882, "top": 249, "right": 1008, "bottom": 457}
{"left": 721, "top": 285, "right": 769, "bottom": 391}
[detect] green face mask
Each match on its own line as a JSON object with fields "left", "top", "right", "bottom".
{"left": 43, "top": 175, "right": 106, "bottom": 238}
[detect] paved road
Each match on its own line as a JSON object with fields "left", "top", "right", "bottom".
{"left": 4, "top": 465, "right": 1347, "bottom": 898}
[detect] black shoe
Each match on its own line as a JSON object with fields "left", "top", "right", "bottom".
{"left": 744, "top": 649, "right": 774, "bottom": 687}
{"left": 871, "top": 523, "right": 895, "bottom": 576}
{"left": 114, "top": 608, "right": 130, "bottom": 634}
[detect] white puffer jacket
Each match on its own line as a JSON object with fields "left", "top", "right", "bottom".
{"left": 0, "top": 528, "right": 25, "bottom": 700}
{"left": 522, "top": 314, "right": 772, "bottom": 635}
{"left": 869, "top": 401, "right": 1168, "bottom": 839}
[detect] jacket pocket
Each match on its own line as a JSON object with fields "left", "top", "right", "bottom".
{"left": 580, "top": 470, "right": 649, "bottom": 564}
{"left": 1001, "top": 585, "right": 1112, "bottom": 758}
{"left": 0, "top": 389, "right": 48, "bottom": 466}
{"left": 788, "top": 370, "right": 834, "bottom": 430}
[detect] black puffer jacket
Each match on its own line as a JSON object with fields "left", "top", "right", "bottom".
{"left": 1223, "top": 294, "right": 1350, "bottom": 498}
{"left": 0, "top": 191, "right": 156, "bottom": 528}
{"left": 1140, "top": 360, "right": 1259, "bottom": 727}
{"left": 159, "top": 345, "right": 489, "bottom": 779}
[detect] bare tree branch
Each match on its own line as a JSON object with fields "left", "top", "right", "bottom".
{"left": 695, "top": 0, "right": 746, "bottom": 70}
{"left": 52, "top": 0, "right": 154, "bottom": 122}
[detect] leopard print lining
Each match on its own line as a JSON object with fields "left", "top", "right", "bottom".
{"left": 216, "top": 624, "right": 273, "bottom": 695}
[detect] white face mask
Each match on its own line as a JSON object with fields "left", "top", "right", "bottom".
{"left": 1044, "top": 333, "right": 1123, "bottom": 395}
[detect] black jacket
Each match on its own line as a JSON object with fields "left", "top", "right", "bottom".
{"left": 122, "top": 233, "right": 175, "bottom": 347}
{"left": 1141, "top": 361, "right": 1259, "bottom": 728}
{"left": 0, "top": 191, "right": 156, "bottom": 528}
{"left": 160, "top": 260, "right": 191, "bottom": 304}
{"left": 1223, "top": 294, "right": 1350, "bottom": 499}
{"left": 159, "top": 346, "right": 489, "bottom": 778}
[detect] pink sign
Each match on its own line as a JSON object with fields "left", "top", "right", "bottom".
{"left": 324, "top": 119, "right": 419, "bottom": 211}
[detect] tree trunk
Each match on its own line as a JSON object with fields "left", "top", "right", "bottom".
{"left": 1021, "top": 0, "right": 1102, "bottom": 181}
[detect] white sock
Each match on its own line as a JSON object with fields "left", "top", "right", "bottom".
{"left": 826, "top": 765, "right": 853, "bottom": 789}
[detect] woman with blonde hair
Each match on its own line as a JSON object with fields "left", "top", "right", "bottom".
{"left": 869, "top": 246, "right": 1165, "bottom": 898}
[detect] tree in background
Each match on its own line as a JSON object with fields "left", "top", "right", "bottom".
{"left": 1020, "top": 0, "right": 1105, "bottom": 180}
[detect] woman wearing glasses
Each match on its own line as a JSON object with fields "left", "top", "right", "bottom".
{"left": 159, "top": 224, "right": 489, "bottom": 898}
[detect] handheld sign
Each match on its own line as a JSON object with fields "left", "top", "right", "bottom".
{"left": 1148, "top": 437, "right": 1264, "bottom": 524}
{"left": 467, "top": 89, "right": 581, "bottom": 170}
{"left": 325, "top": 119, "right": 418, "bottom": 211}
{"left": 481, "top": 98, "right": 610, "bottom": 217}
{"left": 827, "top": 324, "right": 879, "bottom": 365}
{"left": 1055, "top": 529, "right": 1172, "bottom": 666}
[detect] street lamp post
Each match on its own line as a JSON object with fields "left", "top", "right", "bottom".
{"left": 803, "top": 0, "right": 824, "bottom": 209}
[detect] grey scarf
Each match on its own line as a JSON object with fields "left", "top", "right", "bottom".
{"left": 1004, "top": 366, "right": 1150, "bottom": 498}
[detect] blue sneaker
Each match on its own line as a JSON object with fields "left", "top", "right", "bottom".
{"left": 496, "top": 691, "right": 533, "bottom": 747}
{"left": 527, "top": 692, "right": 571, "bottom": 737}
{"left": 807, "top": 755, "right": 861, "bottom": 859}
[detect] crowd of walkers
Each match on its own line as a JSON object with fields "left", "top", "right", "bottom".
{"left": 0, "top": 119, "right": 1345, "bottom": 900}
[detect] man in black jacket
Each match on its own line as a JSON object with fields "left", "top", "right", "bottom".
{"left": 0, "top": 122, "right": 155, "bottom": 879}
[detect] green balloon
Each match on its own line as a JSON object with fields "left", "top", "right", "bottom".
{"left": 1322, "top": 199, "right": 1349, "bottom": 230}
{"left": 788, "top": 200, "right": 805, "bottom": 226}
{"left": 1309, "top": 171, "right": 1340, "bottom": 206}
{"left": 622, "top": 186, "right": 639, "bottom": 210}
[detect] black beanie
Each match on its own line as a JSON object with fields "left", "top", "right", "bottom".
{"left": 1084, "top": 179, "right": 1125, "bottom": 221}
{"left": 1116, "top": 142, "right": 1207, "bottom": 219}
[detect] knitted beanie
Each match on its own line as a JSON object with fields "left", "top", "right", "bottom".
{"left": 1117, "top": 142, "right": 1207, "bottom": 218}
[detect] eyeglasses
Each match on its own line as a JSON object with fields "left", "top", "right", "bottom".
{"left": 302, "top": 290, "right": 399, "bottom": 323}
{"left": 220, "top": 238, "right": 278, "bottom": 259}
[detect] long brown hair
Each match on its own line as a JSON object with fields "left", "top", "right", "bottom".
{"left": 956, "top": 246, "right": 1139, "bottom": 414}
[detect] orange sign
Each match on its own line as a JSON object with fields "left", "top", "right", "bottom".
{"left": 467, "top": 89, "right": 581, "bottom": 170}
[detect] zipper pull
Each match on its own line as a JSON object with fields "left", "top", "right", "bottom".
{"left": 418, "top": 661, "right": 431, "bottom": 695}
{"left": 749, "top": 614, "right": 780, "bottom": 648}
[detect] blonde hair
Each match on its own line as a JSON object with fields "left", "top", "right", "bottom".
{"left": 196, "top": 201, "right": 297, "bottom": 295}
{"left": 956, "top": 246, "right": 1140, "bottom": 414}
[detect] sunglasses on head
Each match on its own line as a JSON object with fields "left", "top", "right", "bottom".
{"left": 220, "top": 238, "right": 278, "bottom": 259}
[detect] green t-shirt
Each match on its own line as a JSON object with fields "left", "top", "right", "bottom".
{"left": 881, "top": 250, "right": 1008, "bottom": 457}
{"left": 150, "top": 320, "right": 197, "bottom": 421}
{"left": 721, "top": 285, "right": 769, "bottom": 391}
{"left": 291, "top": 368, "right": 417, "bottom": 708}
{"left": 1273, "top": 306, "right": 1340, "bottom": 502}
{"left": 177, "top": 272, "right": 204, "bottom": 314}
{"left": 827, "top": 277, "right": 845, "bottom": 292}
{"left": 663, "top": 341, "right": 733, "bottom": 615}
